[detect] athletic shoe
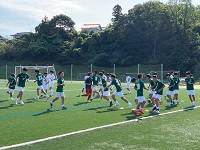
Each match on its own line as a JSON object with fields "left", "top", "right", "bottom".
{"left": 152, "top": 106, "right": 156, "bottom": 111}
{"left": 40, "top": 95, "right": 43, "bottom": 97}
{"left": 14, "top": 98, "right": 18, "bottom": 105}
{"left": 50, "top": 102, "right": 53, "bottom": 108}
{"left": 87, "top": 100, "right": 91, "bottom": 103}
{"left": 156, "top": 108, "right": 160, "bottom": 113}
{"left": 109, "top": 101, "right": 113, "bottom": 107}
{"left": 134, "top": 110, "right": 139, "bottom": 115}
{"left": 170, "top": 103, "right": 174, "bottom": 107}
{"left": 35, "top": 97, "right": 39, "bottom": 100}
{"left": 176, "top": 101, "right": 180, "bottom": 105}
{"left": 62, "top": 106, "right": 67, "bottom": 110}
{"left": 128, "top": 103, "right": 132, "bottom": 108}
{"left": 20, "top": 101, "right": 24, "bottom": 105}
{"left": 192, "top": 102, "right": 196, "bottom": 107}
{"left": 114, "top": 102, "right": 119, "bottom": 106}
{"left": 138, "top": 109, "right": 144, "bottom": 114}
{"left": 10, "top": 98, "right": 14, "bottom": 101}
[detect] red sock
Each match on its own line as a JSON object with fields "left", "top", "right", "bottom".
{"left": 88, "top": 95, "right": 91, "bottom": 100}
{"left": 81, "top": 94, "right": 88, "bottom": 96}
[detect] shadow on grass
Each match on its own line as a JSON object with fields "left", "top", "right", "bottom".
{"left": 0, "top": 100, "right": 8, "bottom": 103}
{"left": 0, "top": 104, "right": 15, "bottom": 109}
{"left": 96, "top": 108, "right": 118, "bottom": 113}
{"left": 74, "top": 102, "right": 89, "bottom": 106}
{"left": 183, "top": 106, "right": 194, "bottom": 111}
{"left": 32, "top": 109, "right": 60, "bottom": 116}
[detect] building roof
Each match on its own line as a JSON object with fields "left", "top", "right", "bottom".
{"left": 101, "top": 27, "right": 106, "bottom": 30}
{"left": 81, "top": 24, "right": 101, "bottom": 29}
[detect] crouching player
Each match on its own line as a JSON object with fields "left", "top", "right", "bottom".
{"left": 50, "top": 71, "right": 67, "bottom": 110}
{"left": 152, "top": 75, "right": 165, "bottom": 113}
{"left": 6, "top": 73, "right": 16, "bottom": 100}
{"left": 99, "top": 72, "right": 113, "bottom": 107}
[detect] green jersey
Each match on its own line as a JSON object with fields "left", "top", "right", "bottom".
{"left": 149, "top": 79, "right": 155, "bottom": 88}
{"left": 136, "top": 80, "right": 144, "bottom": 96}
{"left": 92, "top": 74, "right": 99, "bottom": 86}
{"left": 185, "top": 77, "right": 194, "bottom": 90}
{"left": 102, "top": 78, "right": 109, "bottom": 91}
{"left": 8, "top": 78, "right": 16, "bottom": 89}
{"left": 155, "top": 80, "right": 165, "bottom": 95}
{"left": 17, "top": 73, "right": 29, "bottom": 87}
{"left": 56, "top": 78, "right": 64, "bottom": 92}
{"left": 111, "top": 78, "right": 122, "bottom": 92}
{"left": 173, "top": 77, "right": 180, "bottom": 90}
{"left": 36, "top": 73, "right": 43, "bottom": 86}
{"left": 168, "top": 78, "right": 175, "bottom": 91}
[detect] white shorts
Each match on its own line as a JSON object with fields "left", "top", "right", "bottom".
{"left": 148, "top": 90, "right": 155, "bottom": 95}
{"left": 187, "top": 90, "right": 195, "bottom": 96}
{"left": 153, "top": 94, "right": 162, "bottom": 100}
{"left": 166, "top": 90, "right": 174, "bottom": 96}
{"left": 18, "top": 86, "right": 25, "bottom": 92}
{"left": 93, "top": 85, "right": 98, "bottom": 92}
{"left": 49, "top": 81, "right": 54, "bottom": 87}
{"left": 83, "top": 83, "right": 86, "bottom": 88}
{"left": 110, "top": 85, "right": 114, "bottom": 89}
{"left": 7, "top": 88, "right": 14, "bottom": 93}
{"left": 135, "top": 96, "right": 146, "bottom": 103}
{"left": 100, "top": 85, "right": 103, "bottom": 89}
{"left": 173, "top": 90, "right": 179, "bottom": 95}
{"left": 43, "top": 85, "right": 48, "bottom": 90}
{"left": 113, "top": 91, "right": 124, "bottom": 97}
{"left": 37, "top": 85, "right": 44, "bottom": 90}
{"left": 103, "top": 91, "right": 110, "bottom": 97}
{"left": 126, "top": 83, "right": 130, "bottom": 88}
{"left": 56, "top": 92, "right": 65, "bottom": 98}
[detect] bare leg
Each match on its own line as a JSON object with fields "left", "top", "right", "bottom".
{"left": 112, "top": 95, "right": 117, "bottom": 102}
{"left": 61, "top": 97, "right": 65, "bottom": 105}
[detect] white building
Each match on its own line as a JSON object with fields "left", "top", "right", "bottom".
{"left": 81, "top": 24, "right": 102, "bottom": 33}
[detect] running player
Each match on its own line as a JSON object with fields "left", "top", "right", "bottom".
{"left": 34, "top": 70, "right": 49, "bottom": 100}
{"left": 99, "top": 70, "right": 107, "bottom": 98}
{"left": 166, "top": 73, "right": 175, "bottom": 106}
{"left": 107, "top": 74, "right": 132, "bottom": 108}
{"left": 185, "top": 71, "right": 196, "bottom": 107}
{"left": 42, "top": 73, "right": 50, "bottom": 95}
{"left": 173, "top": 72, "right": 180, "bottom": 104}
{"left": 107, "top": 73, "right": 113, "bottom": 92}
{"left": 14, "top": 68, "right": 29, "bottom": 105}
{"left": 152, "top": 75, "right": 165, "bottom": 113}
{"left": 81, "top": 72, "right": 93, "bottom": 102}
{"left": 50, "top": 71, "right": 67, "bottom": 110}
{"left": 92, "top": 70, "right": 100, "bottom": 99}
{"left": 146, "top": 74, "right": 156, "bottom": 102}
{"left": 81, "top": 74, "right": 89, "bottom": 94}
{"left": 125, "top": 73, "right": 131, "bottom": 94}
{"left": 6, "top": 73, "right": 16, "bottom": 100}
{"left": 99, "top": 72, "right": 113, "bottom": 107}
{"left": 48, "top": 71, "right": 55, "bottom": 97}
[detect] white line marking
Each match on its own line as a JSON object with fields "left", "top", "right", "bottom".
{"left": 1, "top": 106, "right": 199, "bottom": 150}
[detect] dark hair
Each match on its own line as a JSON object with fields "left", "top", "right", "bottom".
{"left": 137, "top": 73, "right": 142, "bottom": 79}
{"left": 88, "top": 72, "right": 92, "bottom": 76}
{"left": 44, "top": 72, "right": 48, "bottom": 75}
{"left": 153, "top": 75, "right": 157, "bottom": 78}
{"left": 99, "top": 72, "right": 103, "bottom": 76}
{"left": 171, "top": 70, "right": 174, "bottom": 74}
{"left": 50, "top": 71, "right": 54, "bottom": 73}
{"left": 23, "top": 68, "right": 28, "bottom": 71}
{"left": 186, "top": 71, "right": 191, "bottom": 75}
{"left": 166, "top": 73, "right": 170, "bottom": 77}
{"left": 106, "top": 73, "right": 110, "bottom": 76}
{"left": 102, "top": 70, "right": 105, "bottom": 74}
{"left": 125, "top": 73, "right": 128, "bottom": 76}
{"left": 111, "top": 74, "right": 116, "bottom": 78}
{"left": 58, "top": 71, "right": 64, "bottom": 76}
{"left": 35, "top": 69, "right": 39, "bottom": 73}
{"left": 146, "top": 74, "right": 151, "bottom": 78}
{"left": 131, "top": 77, "right": 136, "bottom": 83}
{"left": 174, "top": 72, "right": 178, "bottom": 75}
{"left": 153, "top": 72, "right": 158, "bottom": 75}
{"left": 11, "top": 73, "right": 15, "bottom": 77}
{"left": 94, "top": 70, "right": 97, "bottom": 74}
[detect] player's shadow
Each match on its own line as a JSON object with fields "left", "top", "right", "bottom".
{"left": 0, "top": 100, "right": 8, "bottom": 103}
{"left": 183, "top": 106, "right": 195, "bottom": 111}
{"left": 96, "top": 108, "right": 118, "bottom": 113}
{"left": 74, "top": 102, "right": 89, "bottom": 106}
{"left": 0, "top": 104, "right": 15, "bottom": 109}
{"left": 83, "top": 106, "right": 106, "bottom": 112}
{"left": 32, "top": 109, "right": 60, "bottom": 116}
{"left": 165, "top": 105, "right": 178, "bottom": 110}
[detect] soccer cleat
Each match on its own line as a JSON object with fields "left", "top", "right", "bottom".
{"left": 138, "top": 109, "right": 144, "bottom": 114}
{"left": 156, "top": 109, "right": 160, "bottom": 113}
{"left": 192, "top": 102, "right": 196, "bottom": 107}
{"left": 50, "top": 102, "right": 53, "bottom": 108}
{"left": 170, "top": 103, "right": 174, "bottom": 107}
{"left": 14, "top": 98, "right": 18, "bottom": 105}
{"left": 152, "top": 106, "right": 156, "bottom": 111}
{"left": 114, "top": 102, "right": 119, "bottom": 106}
{"left": 10, "top": 98, "right": 14, "bottom": 101}
{"left": 62, "top": 105, "right": 67, "bottom": 110}
{"left": 128, "top": 103, "right": 132, "bottom": 108}
{"left": 87, "top": 100, "right": 91, "bottom": 103}
{"left": 134, "top": 110, "right": 139, "bottom": 115}
{"left": 35, "top": 97, "right": 39, "bottom": 100}
{"left": 109, "top": 101, "right": 113, "bottom": 107}
{"left": 20, "top": 101, "right": 24, "bottom": 105}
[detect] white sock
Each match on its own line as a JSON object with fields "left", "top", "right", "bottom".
{"left": 116, "top": 101, "right": 119, "bottom": 104}
{"left": 20, "top": 100, "right": 23, "bottom": 102}
{"left": 62, "top": 104, "right": 65, "bottom": 107}
{"left": 156, "top": 107, "right": 159, "bottom": 109}
{"left": 50, "top": 90, "right": 53, "bottom": 95}
{"left": 108, "top": 99, "right": 112, "bottom": 102}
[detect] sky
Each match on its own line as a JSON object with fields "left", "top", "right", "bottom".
{"left": 0, "top": 0, "right": 199, "bottom": 38}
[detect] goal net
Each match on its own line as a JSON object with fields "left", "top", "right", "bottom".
{"left": 15, "top": 66, "right": 57, "bottom": 80}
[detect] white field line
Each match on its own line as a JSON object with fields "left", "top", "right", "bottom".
{"left": 1, "top": 106, "right": 200, "bottom": 150}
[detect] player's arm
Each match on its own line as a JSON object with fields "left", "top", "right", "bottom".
{"left": 58, "top": 82, "right": 65, "bottom": 86}
{"left": 118, "top": 80, "right": 122, "bottom": 86}
{"left": 190, "top": 79, "right": 195, "bottom": 84}
{"left": 158, "top": 84, "right": 165, "bottom": 92}
{"left": 6, "top": 80, "right": 9, "bottom": 87}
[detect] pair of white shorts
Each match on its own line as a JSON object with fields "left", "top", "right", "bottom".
{"left": 135, "top": 96, "right": 146, "bottom": 103}
{"left": 126, "top": 83, "right": 130, "bottom": 88}
{"left": 113, "top": 91, "right": 124, "bottom": 97}
{"left": 166, "top": 90, "right": 174, "bottom": 96}
{"left": 83, "top": 83, "right": 86, "bottom": 88}
{"left": 100, "top": 85, "right": 104, "bottom": 89}
{"left": 173, "top": 90, "right": 179, "bottom": 95}
{"left": 110, "top": 85, "right": 114, "bottom": 89}
{"left": 148, "top": 90, "right": 155, "bottom": 95}
{"left": 93, "top": 85, "right": 98, "bottom": 92}
{"left": 187, "top": 90, "right": 195, "bottom": 96}
{"left": 7, "top": 88, "right": 14, "bottom": 93}
{"left": 56, "top": 92, "right": 65, "bottom": 98}
{"left": 37, "top": 85, "right": 44, "bottom": 90}
{"left": 43, "top": 85, "right": 48, "bottom": 90}
{"left": 103, "top": 91, "right": 110, "bottom": 97}
{"left": 18, "top": 86, "right": 25, "bottom": 92}
{"left": 49, "top": 81, "right": 54, "bottom": 87}
{"left": 153, "top": 94, "right": 162, "bottom": 100}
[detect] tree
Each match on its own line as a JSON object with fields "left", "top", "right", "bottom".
{"left": 111, "top": 4, "right": 123, "bottom": 22}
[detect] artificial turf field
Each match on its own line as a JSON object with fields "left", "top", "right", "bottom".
{"left": 0, "top": 80, "right": 200, "bottom": 150}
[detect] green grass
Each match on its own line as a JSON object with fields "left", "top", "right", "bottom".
{"left": 0, "top": 80, "right": 200, "bottom": 149}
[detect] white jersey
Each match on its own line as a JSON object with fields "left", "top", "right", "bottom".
{"left": 43, "top": 76, "right": 50, "bottom": 85}
{"left": 47, "top": 74, "right": 55, "bottom": 81}
{"left": 126, "top": 76, "right": 131, "bottom": 83}
{"left": 102, "top": 74, "right": 107, "bottom": 81}
{"left": 109, "top": 76, "right": 112, "bottom": 82}
{"left": 84, "top": 76, "right": 89, "bottom": 81}
{"left": 170, "top": 75, "right": 174, "bottom": 79}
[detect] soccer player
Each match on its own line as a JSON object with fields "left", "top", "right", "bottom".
{"left": 50, "top": 71, "right": 67, "bottom": 110}
{"left": 81, "top": 72, "right": 93, "bottom": 102}
{"left": 152, "top": 75, "right": 165, "bottom": 113}
{"left": 81, "top": 74, "right": 89, "bottom": 94}
{"left": 173, "top": 72, "right": 180, "bottom": 104}
{"left": 146, "top": 74, "right": 156, "bottom": 102}
{"left": 125, "top": 73, "right": 131, "bottom": 94}
{"left": 6, "top": 73, "right": 16, "bottom": 100}
{"left": 14, "top": 68, "right": 29, "bottom": 105}
{"left": 185, "top": 71, "right": 196, "bottom": 107}
{"left": 47, "top": 71, "right": 55, "bottom": 97}
{"left": 42, "top": 73, "right": 50, "bottom": 94}
{"left": 99, "top": 72, "right": 113, "bottom": 107}
{"left": 99, "top": 70, "right": 107, "bottom": 98}
{"left": 166, "top": 73, "right": 175, "bottom": 106}
{"left": 34, "top": 70, "right": 49, "bottom": 100}
{"left": 107, "top": 73, "right": 113, "bottom": 92}
{"left": 107, "top": 74, "right": 132, "bottom": 108}
{"left": 92, "top": 70, "right": 100, "bottom": 99}
{"left": 134, "top": 74, "right": 148, "bottom": 114}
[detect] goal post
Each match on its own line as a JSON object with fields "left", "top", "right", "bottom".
{"left": 14, "top": 65, "right": 57, "bottom": 80}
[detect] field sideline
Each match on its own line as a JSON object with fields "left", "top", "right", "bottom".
{"left": 0, "top": 80, "right": 200, "bottom": 149}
